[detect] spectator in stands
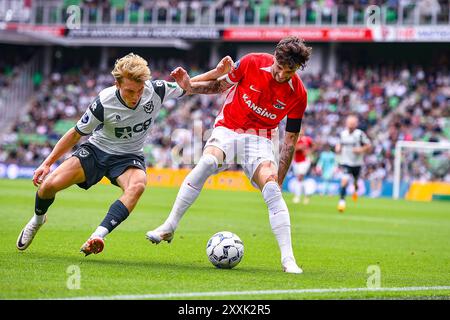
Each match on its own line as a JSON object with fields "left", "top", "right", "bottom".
{"left": 1, "top": 51, "right": 449, "bottom": 187}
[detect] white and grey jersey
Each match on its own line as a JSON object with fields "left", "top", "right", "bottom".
{"left": 75, "top": 80, "right": 184, "bottom": 155}
{"left": 337, "top": 128, "right": 371, "bottom": 167}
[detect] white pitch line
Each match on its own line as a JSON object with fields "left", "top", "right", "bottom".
{"left": 55, "top": 286, "right": 450, "bottom": 300}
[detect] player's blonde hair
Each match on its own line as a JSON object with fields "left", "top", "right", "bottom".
{"left": 111, "top": 53, "right": 151, "bottom": 84}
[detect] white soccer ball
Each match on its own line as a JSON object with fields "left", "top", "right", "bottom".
{"left": 206, "top": 231, "right": 244, "bottom": 269}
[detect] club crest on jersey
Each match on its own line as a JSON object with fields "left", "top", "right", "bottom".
{"left": 143, "top": 101, "right": 154, "bottom": 114}
{"left": 78, "top": 147, "right": 90, "bottom": 158}
{"left": 115, "top": 114, "right": 121, "bottom": 121}
{"left": 81, "top": 112, "right": 89, "bottom": 124}
{"left": 273, "top": 100, "right": 286, "bottom": 110}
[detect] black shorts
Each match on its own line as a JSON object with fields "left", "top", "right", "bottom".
{"left": 340, "top": 165, "right": 361, "bottom": 180}
{"left": 72, "top": 143, "right": 146, "bottom": 190}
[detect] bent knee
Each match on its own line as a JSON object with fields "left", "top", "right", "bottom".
{"left": 253, "top": 161, "right": 278, "bottom": 189}
{"left": 127, "top": 182, "right": 147, "bottom": 197}
{"left": 264, "top": 174, "right": 278, "bottom": 185}
{"left": 199, "top": 154, "right": 219, "bottom": 174}
{"left": 203, "top": 146, "right": 224, "bottom": 164}
{"left": 39, "top": 176, "right": 59, "bottom": 197}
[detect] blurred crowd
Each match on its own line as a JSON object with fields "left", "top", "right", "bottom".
{"left": 3, "top": 0, "right": 448, "bottom": 25}
{"left": 0, "top": 65, "right": 14, "bottom": 103}
{"left": 1, "top": 53, "right": 449, "bottom": 184}
{"left": 0, "top": 47, "right": 33, "bottom": 95}
{"left": 80, "top": 0, "right": 450, "bottom": 24}
{"left": 302, "top": 62, "right": 449, "bottom": 183}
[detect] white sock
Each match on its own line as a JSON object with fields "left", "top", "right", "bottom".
{"left": 31, "top": 214, "right": 45, "bottom": 225}
{"left": 262, "top": 181, "right": 295, "bottom": 262}
{"left": 163, "top": 154, "right": 218, "bottom": 231}
{"left": 294, "top": 180, "right": 303, "bottom": 198}
{"left": 91, "top": 226, "right": 109, "bottom": 239}
{"left": 301, "top": 181, "right": 306, "bottom": 197}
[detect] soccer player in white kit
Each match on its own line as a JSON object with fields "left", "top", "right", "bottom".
{"left": 335, "top": 115, "right": 372, "bottom": 213}
{"left": 147, "top": 36, "right": 312, "bottom": 274}
{"left": 16, "top": 53, "right": 232, "bottom": 256}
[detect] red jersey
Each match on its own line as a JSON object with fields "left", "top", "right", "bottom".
{"left": 215, "top": 53, "right": 307, "bottom": 138}
{"left": 294, "top": 136, "right": 313, "bottom": 163}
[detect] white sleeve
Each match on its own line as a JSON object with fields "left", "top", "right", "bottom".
{"left": 75, "top": 97, "right": 103, "bottom": 136}
{"left": 151, "top": 80, "right": 185, "bottom": 105}
{"left": 338, "top": 131, "right": 344, "bottom": 144}
{"left": 360, "top": 130, "right": 371, "bottom": 146}
{"left": 163, "top": 81, "right": 185, "bottom": 102}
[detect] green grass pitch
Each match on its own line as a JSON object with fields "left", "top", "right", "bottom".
{"left": 1, "top": 179, "right": 449, "bottom": 300}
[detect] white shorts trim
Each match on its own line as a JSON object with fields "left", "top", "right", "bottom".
{"left": 205, "top": 126, "right": 278, "bottom": 188}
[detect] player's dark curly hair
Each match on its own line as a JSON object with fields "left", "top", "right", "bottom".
{"left": 274, "top": 36, "right": 312, "bottom": 71}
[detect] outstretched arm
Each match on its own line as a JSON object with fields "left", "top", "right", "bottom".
{"left": 190, "top": 56, "right": 234, "bottom": 83}
{"left": 170, "top": 67, "right": 233, "bottom": 95}
{"left": 353, "top": 143, "right": 372, "bottom": 155}
{"left": 33, "top": 128, "right": 82, "bottom": 186}
{"left": 277, "top": 131, "right": 300, "bottom": 187}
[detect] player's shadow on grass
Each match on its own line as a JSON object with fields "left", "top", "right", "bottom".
{"left": 82, "top": 258, "right": 273, "bottom": 274}
{"left": 24, "top": 252, "right": 273, "bottom": 274}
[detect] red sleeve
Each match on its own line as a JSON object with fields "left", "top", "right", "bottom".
{"left": 287, "top": 89, "right": 307, "bottom": 120}
{"left": 226, "top": 54, "right": 253, "bottom": 84}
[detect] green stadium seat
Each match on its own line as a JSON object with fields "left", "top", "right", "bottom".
{"left": 386, "top": 8, "right": 397, "bottom": 23}
{"left": 63, "top": 0, "right": 81, "bottom": 8}
{"left": 18, "top": 133, "right": 48, "bottom": 145}
{"left": 53, "top": 120, "right": 77, "bottom": 135}
{"left": 110, "top": 0, "right": 126, "bottom": 10}
{"left": 250, "top": 0, "right": 272, "bottom": 23}
{"left": 129, "top": 11, "right": 139, "bottom": 24}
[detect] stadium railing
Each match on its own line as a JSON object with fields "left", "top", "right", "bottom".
{"left": 1, "top": 0, "right": 449, "bottom": 26}
{"left": 0, "top": 52, "right": 40, "bottom": 138}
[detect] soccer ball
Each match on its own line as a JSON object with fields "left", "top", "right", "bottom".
{"left": 206, "top": 231, "right": 244, "bottom": 269}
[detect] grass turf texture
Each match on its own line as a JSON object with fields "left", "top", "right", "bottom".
{"left": 0, "top": 179, "right": 449, "bottom": 300}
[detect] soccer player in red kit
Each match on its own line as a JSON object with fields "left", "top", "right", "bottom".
{"left": 147, "top": 36, "right": 312, "bottom": 274}
{"left": 292, "top": 134, "right": 313, "bottom": 204}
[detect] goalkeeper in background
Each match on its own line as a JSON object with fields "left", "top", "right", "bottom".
{"left": 315, "top": 143, "right": 336, "bottom": 196}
